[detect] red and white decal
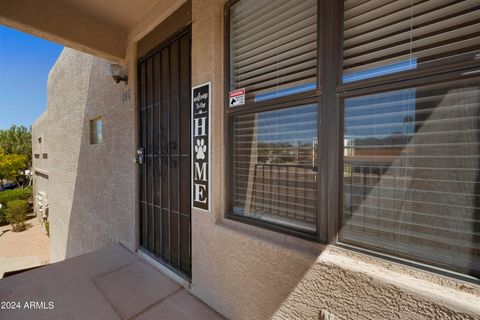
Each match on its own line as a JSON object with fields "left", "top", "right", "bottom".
{"left": 229, "top": 88, "right": 245, "bottom": 107}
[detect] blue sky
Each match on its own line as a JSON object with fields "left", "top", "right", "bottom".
{"left": 0, "top": 26, "right": 63, "bottom": 130}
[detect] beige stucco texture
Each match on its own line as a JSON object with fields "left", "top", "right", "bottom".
{"left": 191, "top": 215, "right": 480, "bottom": 320}
{"left": 189, "top": 1, "right": 480, "bottom": 319}
{"left": 41, "top": 48, "right": 136, "bottom": 262}
{"left": 32, "top": 112, "right": 49, "bottom": 219}
{"left": 25, "top": 0, "right": 480, "bottom": 319}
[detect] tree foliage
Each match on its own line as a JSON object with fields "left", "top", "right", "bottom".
{"left": 0, "top": 187, "right": 32, "bottom": 224}
{"left": 0, "top": 125, "right": 32, "bottom": 167}
{"left": 0, "top": 150, "right": 28, "bottom": 188}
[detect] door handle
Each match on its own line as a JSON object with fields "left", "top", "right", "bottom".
{"left": 135, "top": 147, "right": 145, "bottom": 164}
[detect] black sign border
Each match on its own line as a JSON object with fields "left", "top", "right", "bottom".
{"left": 191, "top": 82, "right": 211, "bottom": 212}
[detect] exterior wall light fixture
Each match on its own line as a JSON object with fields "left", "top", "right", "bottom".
{"left": 108, "top": 64, "right": 128, "bottom": 84}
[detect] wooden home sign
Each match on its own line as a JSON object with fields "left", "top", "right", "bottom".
{"left": 191, "top": 82, "right": 211, "bottom": 211}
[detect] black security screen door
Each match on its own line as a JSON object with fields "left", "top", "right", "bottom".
{"left": 138, "top": 29, "right": 191, "bottom": 278}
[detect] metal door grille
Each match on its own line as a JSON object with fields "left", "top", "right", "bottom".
{"left": 138, "top": 29, "right": 191, "bottom": 277}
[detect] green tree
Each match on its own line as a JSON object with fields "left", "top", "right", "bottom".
{"left": 0, "top": 125, "right": 32, "bottom": 167}
{"left": 0, "top": 150, "right": 27, "bottom": 189}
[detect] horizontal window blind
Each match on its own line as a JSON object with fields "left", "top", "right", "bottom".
{"left": 232, "top": 104, "right": 318, "bottom": 232}
{"left": 341, "top": 79, "right": 480, "bottom": 277}
{"left": 343, "top": 0, "right": 480, "bottom": 82}
{"left": 230, "top": 0, "right": 318, "bottom": 103}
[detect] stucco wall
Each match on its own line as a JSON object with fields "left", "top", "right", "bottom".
{"left": 30, "top": 1, "right": 480, "bottom": 319}
{"left": 32, "top": 111, "right": 49, "bottom": 219}
{"left": 40, "top": 48, "right": 136, "bottom": 262}
{"left": 188, "top": 1, "right": 480, "bottom": 320}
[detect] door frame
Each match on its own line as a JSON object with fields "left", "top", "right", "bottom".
{"left": 136, "top": 25, "right": 192, "bottom": 280}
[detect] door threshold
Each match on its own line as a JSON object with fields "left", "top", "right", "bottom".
{"left": 137, "top": 248, "right": 191, "bottom": 290}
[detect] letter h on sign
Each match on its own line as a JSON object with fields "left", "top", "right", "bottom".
{"left": 194, "top": 117, "right": 206, "bottom": 137}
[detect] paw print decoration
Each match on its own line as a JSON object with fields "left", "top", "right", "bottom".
{"left": 195, "top": 138, "right": 207, "bottom": 160}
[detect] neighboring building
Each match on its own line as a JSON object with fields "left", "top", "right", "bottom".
{"left": 31, "top": 49, "right": 135, "bottom": 260}
{"left": 1, "top": 0, "right": 479, "bottom": 319}
{"left": 32, "top": 112, "right": 49, "bottom": 222}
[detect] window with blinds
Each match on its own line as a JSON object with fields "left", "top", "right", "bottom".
{"left": 232, "top": 104, "right": 318, "bottom": 233}
{"left": 229, "top": 0, "right": 318, "bottom": 103}
{"left": 224, "top": 0, "right": 480, "bottom": 279}
{"left": 343, "top": 0, "right": 480, "bottom": 83}
{"left": 341, "top": 78, "right": 480, "bottom": 277}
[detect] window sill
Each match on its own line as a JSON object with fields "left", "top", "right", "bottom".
{"left": 216, "top": 213, "right": 324, "bottom": 258}
{"left": 211, "top": 213, "right": 479, "bottom": 314}
{"left": 321, "top": 245, "right": 480, "bottom": 314}
{"left": 219, "top": 211, "right": 480, "bottom": 288}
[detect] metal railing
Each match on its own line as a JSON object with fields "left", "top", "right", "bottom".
{"left": 248, "top": 163, "right": 317, "bottom": 225}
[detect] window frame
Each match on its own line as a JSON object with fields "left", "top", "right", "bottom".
{"left": 226, "top": 96, "right": 323, "bottom": 242}
{"left": 335, "top": 1, "right": 480, "bottom": 284}
{"left": 338, "top": 1, "right": 480, "bottom": 92}
{"left": 224, "top": 0, "right": 480, "bottom": 283}
{"left": 224, "top": 0, "right": 326, "bottom": 242}
{"left": 223, "top": 0, "right": 323, "bottom": 112}
{"left": 224, "top": 0, "right": 323, "bottom": 109}
{"left": 337, "top": 70, "right": 480, "bottom": 284}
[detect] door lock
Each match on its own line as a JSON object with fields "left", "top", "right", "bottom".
{"left": 135, "top": 147, "right": 145, "bottom": 164}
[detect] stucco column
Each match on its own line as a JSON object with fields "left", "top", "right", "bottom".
{"left": 191, "top": 0, "right": 226, "bottom": 219}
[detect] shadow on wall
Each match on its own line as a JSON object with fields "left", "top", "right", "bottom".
{"left": 65, "top": 52, "right": 135, "bottom": 259}
{"left": 194, "top": 84, "right": 479, "bottom": 320}
{"left": 44, "top": 50, "right": 479, "bottom": 319}
{"left": 191, "top": 218, "right": 326, "bottom": 319}
{"left": 267, "top": 85, "right": 480, "bottom": 320}
{"left": 45, "top": 48, "right": 135, "bottom": 261}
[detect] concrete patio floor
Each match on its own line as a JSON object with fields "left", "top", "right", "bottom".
{"left": 0, "top": 244, "right": 225, "bottom": 320}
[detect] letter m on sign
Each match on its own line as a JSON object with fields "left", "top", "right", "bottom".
{"left": 194, "top": 162, "right": 207, "bottom": 181}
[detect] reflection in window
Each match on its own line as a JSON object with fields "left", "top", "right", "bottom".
{"left": 232, "top": 104, "right": 318, "bottom": 232}
{"left": 255, "top": 82, "right": 316, "bottom": 102}
{"left": 342, "top": 81, "right": 480, "bottom": 277}
{"left": 229, "top": 0, "right": 318, "bottom": 103}
{"left": 343, "top": 59, "right": 417, "bottom": 83}
{"left": 343, "top": 0, "right": 480, "bottom": 83}
{"left": 90, "top": 117, "right": 103, "bottom": 145}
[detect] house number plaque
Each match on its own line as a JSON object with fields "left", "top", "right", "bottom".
{"left": 191, "top": 82, "right": 211, "bottom": 211}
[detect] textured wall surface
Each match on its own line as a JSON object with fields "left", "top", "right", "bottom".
{"left": 32, "top": 112, "right": 50, "bottom": 219}
{"left": 40, "top": 48, "right": 136, "bottom": 262}
{"left": 271, "top": 248, "right": 480, "bottom": 320}
{"left": 189, "top": 1, "right": 480, "bottom": 320}
{"left": 28, "top": 0, "right": 184, "bottom": 264}
{"left": 192, "top": 214, "right": 480, "bottom": 320}
{"left": 29, "top": 2, "right": 480, "bottom": 320}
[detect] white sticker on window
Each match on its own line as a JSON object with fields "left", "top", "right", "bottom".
{"left": 229, "top": 88, "right": 245, "bottom": 107}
